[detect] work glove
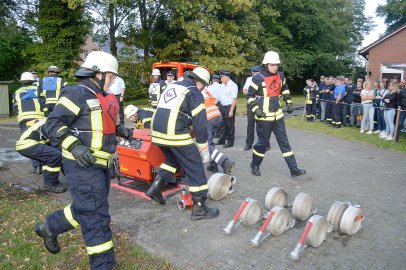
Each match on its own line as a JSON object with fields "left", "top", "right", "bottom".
{"left": 116, "top": 124, "right": 134, "bottom": 140}
{"left": 254, "top": 108, "right": 266, "bottom": 118}
{"left": 287, "top": 103, "right": 293, "bottom": 114}
{"left": 71, "top": 144, "right": 96, "bottom": 168}
{"left": 198, "top": 144, "right": 211, "bottom": 163}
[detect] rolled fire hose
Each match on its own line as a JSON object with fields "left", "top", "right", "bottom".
{"left": 289, "top": 215, "right": 329, "bottom": 261}
{"left": 240, "top": 199, "right": 264, "bottom": 227}
{"left": 291, "top": 192, "right": 317, "bottom": 221}
{"left": 266, "top": 206, "right": 294, "bottom": 236}
{"left": 327, "top": 201, "right": 349, "bottom": 232}
{"left": 306, "top": 215, "right": 329, "bottom": 247}
{"left": 339, "top": 205, "right": 364, "bottom": 235}
{"left": 207, "top": 173, "right": 236, "bottom": 201}
{"left": 264, "top": 187, "right": 288, "bottom": 210}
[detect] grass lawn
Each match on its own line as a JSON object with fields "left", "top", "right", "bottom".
{"left": 0, "top": 183, "right": 175, "bottom": 270}
{"left": 285, "top": 116, "right": 406, "bottom": 153}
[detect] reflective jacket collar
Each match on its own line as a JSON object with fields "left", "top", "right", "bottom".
{"left": 260, "top": 66, "right": 278, "bottom": 76}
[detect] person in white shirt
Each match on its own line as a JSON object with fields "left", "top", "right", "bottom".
{"left": 217, "top": 70, "right": 238, "bottom": 148}
{"left": 108, "top": 76, "right": 126, "bottom": 123}
{"left": 207, "top": 74, "right": 222, "bottom": 100}
{"left": 165, "top": 71, "right": 176, "bottom": 86}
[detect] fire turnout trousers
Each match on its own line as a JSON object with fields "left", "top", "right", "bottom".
{"left": 305, "top": 100, "right": 317, "bottom": 121}
{"left": 246, "top": 106, "right": 255, "bottom": 146}
{"left": 19, "top": 121, "right": 42, "bottom": 169}
{"left": 341, "top": 103, "right": 350, "bottom": 125}
{"left": 326, "top": 101, "right": 333, "bottom": 123}
{"left": 252, "top": 119, "right": 298, "bottom": 170}
{"left": 332, "top": 102, "right": 342, "bottom": 127}
{"left": 157, "top": 145, "right": 208, "bottom": 197}
{"left": 45, "top": 159, "right": 115, "bottom": 270}
{"left": 207, "top": 116, "right": 227, "bottom": 165}
{"left": 17, "top": 144, "right": 61, "bottom": 186}
{"left": 218, "top": 105, "right": 236, "bottom": 145}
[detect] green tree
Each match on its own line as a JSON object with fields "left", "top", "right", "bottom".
{"left": 28, "top": 0, "right": 90, "bottom": 75}
{"left": 377, "top": 0, "right": 406, "bottom": 34}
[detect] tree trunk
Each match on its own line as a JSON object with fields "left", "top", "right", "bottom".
{"left": 108, "top": 3, "right": 118, "bottom": 58}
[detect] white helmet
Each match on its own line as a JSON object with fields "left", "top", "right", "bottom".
{"left": 151, "top": 69, "right": 161, "bottom": 76}
{"left": 124, "top": 105, "right": 139, "bottom": 119}
{"left": 48, "top": 65, "right": 61, "bottom": 73}
{"left": 190, "top": 67, "right": 211, "bottom": 84}
{"left": 79, "top": 51, "right": 118, "bottom": 75}
{"left": 20, "top": 72, "right": 35, "bottom": 82}
{"left": 262, "top": 51, "right": 281, "bottom": 64}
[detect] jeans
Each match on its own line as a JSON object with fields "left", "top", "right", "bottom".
{"left": 320, "top": 101, "right": 327, "bottom": 121}
{"left": 361, "top": 103, "right": 374, "bottom": 130}
{"left": 376, "top": 108, "right": 385, "bottom": 131}
{"left": 350, "top": 103, "right": 362, "bottom": 126}
{"left": 384, "top": 108, "right": 396, "bottom": 136}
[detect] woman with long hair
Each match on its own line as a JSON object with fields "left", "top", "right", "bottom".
{"left": 360, "top": 81, "right": 375, "bottom": 134}
{"left": 381, "top": 81, "right": 399, "bottom": 140}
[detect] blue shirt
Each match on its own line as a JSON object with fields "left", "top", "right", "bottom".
{"left": 334, "top": 84, "right": 345, "bottom": 100}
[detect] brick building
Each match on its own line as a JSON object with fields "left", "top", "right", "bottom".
{"left": 359, "top": 24, "right": 406, "bottom": 81}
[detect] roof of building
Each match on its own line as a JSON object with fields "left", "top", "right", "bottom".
{"left": 359, "top": 24, "right": 406, "bottom": 59}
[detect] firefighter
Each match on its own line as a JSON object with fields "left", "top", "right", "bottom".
{"left": 201, "top": 86, "right": 235, "bottom": 175}
{"left": 146, "top": 67, "right": 219, "bottom": 220}
{"left": 37, "top": 65, "right": 67, "bottom": 115}
{"left": 325, "top": 77, "right": 336, "bottom": 125}
{"left": 35, "top": 51, "right": 133, "bottom": 269}
{"left": 303, "top": 79, "right": 318, "bottom": 121}
{"left": 16, "top": 119, "right": 66, "bottom": 193}
{"left": 332, "top": 76, "right": 345, "bottom": 128}
{"left": 13, "top": 72, "right": 45, "bottom": 174}
{"left": 247, "top": 51, "right": 306, "bottom": 177}
{"left": 148, "top": 68, "right": 167, "bottom": 108}
{"left": 124, "top": 105, "right": 155, "bottom": 129}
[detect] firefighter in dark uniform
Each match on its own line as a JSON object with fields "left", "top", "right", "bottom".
{"left": 148, "top": 68, "right": 167, "bottom": 109}
{"left": 303, "top": 79, "right": 318, "bottom": 121}
{"left": 124, "top": 105, "right": 155, "bottom": 129}
{"left": 13, "top": 72, "right": 45, "bottom": 174}
{"left": 325, "top": 77, "right": 335, "bottom": 125}
{"left": 247, "top": 51, "right": 306, "bottom": 177}
{"left": 34, "top": 51, "right": 133, "bottom": 270}
{"left": 146, "top": 67, "right": 219, "bottom": 220}
{"left": 16, "top": 119, "right": 66, "bottom": 193}
{"left": 37, "top": 66, "right": 67, "bottom": 116}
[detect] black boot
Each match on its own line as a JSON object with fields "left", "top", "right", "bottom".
{"left": 190, "top": 196, "right": 219, "bottom": 221}
{"left": 35, "top": 223, "right": 60, "bottom": 254}
{"left": 250, "top": 163, "right": 261, "bottom": 176}
{"left": 146, "top": 175, "right": 166, "bottom": 205}
{"left": 206, "top": 161, "right": 218, "bottom": 173}
{"left": 43, "top": 183, "right": 67, "bottom": 193}
{"left": 221, "top": 158, "right": 235, "bottom": 175}
{"left": 290, "top": 167, "right": 307, "bottom": 177}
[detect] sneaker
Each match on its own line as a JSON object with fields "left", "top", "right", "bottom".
{"left": 373, "top": 130, "right": 381, "bottom": 134}
{"left": 385, "top": 136, "right": 394, "bottom": 141}
{"left": 379, "top": 131, "right": 386, "bottom": 137}
{"left": 360, "top": 130, "right": 365, "bottom": 134}
{"left": 366, "top": 130, "right": 373, "bottom": 135}
{"left": 380, "top": 134, "right": 388, "bottom": 139}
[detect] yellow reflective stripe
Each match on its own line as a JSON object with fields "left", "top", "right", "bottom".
{"left": 59, "top": 97, "right": 80, "bottom": 115}
{"left": 62, "top": 149, "right": 109, "bottom": 166}
{"left": 57, "top": 126, "right": 68, "bottom": 133}
{"left": 253, "top": 149, "right": 265, "bottom": 157}
{"left": 56, "top": 78, "right": 62, "bottom": 100}
{"left": 86, "top": 240, "right": 113, "bottom": 255}
{"left": 286, "top": 99, "right": 292, "bottom": 104}
{"left": 167, "top": 91, "right": 187, "bottom": 135}
{"left": 250, "top": 82, "right": 259, "bottom": 90}
{"left": 17, "top": 113, "right": 45, "bottom": 123}
{"left": 252, "top": 106, "right": 259, "bottom": 112}
{"left": 189, "top": 184, "right": 208, "bottom": 193}
{"left": 282, "top": 151, "right": 294, "bottom": 157}
{"left": 247, "top": 98, "right": 255, "bottom": 103}
{"left": 90, "top": 105, "right": 103, "bottom": 149}
{"left": 142, "top": 118, "right": 152, "bottom": 124}
{"left": 61, "top": 135, "right": 78, "bottom": 150}
{"left": 282, "top": 90, "right": 290, "bottom": 95}
{"left": 160, "top": 163, "right": 176, "bottom": 173}
{"left": 91, "top": 149, "right": 111, "bottom": 160}
{"left": 43, "top": 165, "right": 61, "bottom": 172}
{"left": 16, "top": 140, "right": 46, "bottom": 151}
{"left": 263, "top": 96, "right": 270, "bottom": 114}
{"left": 191, "top": 103, "right": 205, "bottom": 117}
{"left": 64, "top": 204, "right": 80, "bottom": 228}
{"left": 152, "top": 137, "right": 194, "bottom": 146}
{"left": 151, "top": 131, "right": 191, "bottom": 140}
